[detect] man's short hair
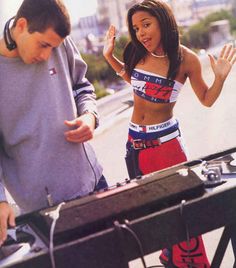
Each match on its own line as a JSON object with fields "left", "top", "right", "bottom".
{"left": 13, "top": 0, "right": 71, "bottom": 38}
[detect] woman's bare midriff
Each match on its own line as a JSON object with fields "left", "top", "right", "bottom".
{"left": 131, "top": 94, "right": 176, "bottom": 125}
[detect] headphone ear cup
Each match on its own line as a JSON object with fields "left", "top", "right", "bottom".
{"left": 4, "top": 17, "right": 17, "bottom": 51}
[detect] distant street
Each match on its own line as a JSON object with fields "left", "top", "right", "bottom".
{"left": 90, "top": 59, "right": 236, "bottom": 267}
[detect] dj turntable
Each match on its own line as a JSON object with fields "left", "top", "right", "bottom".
{"left": 1, "top": 147, "right": 236, "bottom": 268}
{"left": 0, "top": 224, "right": 47, "bottom": 267}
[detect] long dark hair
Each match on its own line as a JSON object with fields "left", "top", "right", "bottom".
{"left": 124, "top": 0, "right": 182, "bottom": 80}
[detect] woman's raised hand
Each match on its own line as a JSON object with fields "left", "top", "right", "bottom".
{"left": 208, "top": 43, "right": 236, "bottom": 81}
{"left": 103, "top": 25, "right": 116, "bottom": 59}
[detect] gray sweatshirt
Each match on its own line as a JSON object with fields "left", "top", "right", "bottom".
{"left": 0, "top": 37, "right": 103, "bottom": 212}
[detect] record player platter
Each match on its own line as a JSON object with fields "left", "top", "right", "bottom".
{"left": 0, "top": 224, "right": 47, "bottom": 267}
{"left": 0, "top": 243, "right": 31, "bottom": 267}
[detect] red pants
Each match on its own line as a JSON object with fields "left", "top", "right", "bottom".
{"left": 138, "top": 137, "right": 187, "bottom": 174}
{"left": 128, "top": 136, "right": 210, "bottom": 267}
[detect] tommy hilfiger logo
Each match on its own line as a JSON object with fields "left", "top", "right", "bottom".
{"left": 139, "top": 126, "right": 147, "bottom": 132}
{"left": 49, "top": 68, "right": 57, "bottom": 76}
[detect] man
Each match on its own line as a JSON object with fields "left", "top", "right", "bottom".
{"left": 0, "top": 0, "right": 107, "bottom": 245}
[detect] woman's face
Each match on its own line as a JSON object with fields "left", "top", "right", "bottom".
{"left": 131, "top": 11, "right": 163, "bottom": 54}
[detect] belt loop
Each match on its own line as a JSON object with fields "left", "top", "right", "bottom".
{"left": 178, "top": 128, "right": 181, "bottom": 137}
{"left": 143, "top": 140, "right": 146, "bottom": 149}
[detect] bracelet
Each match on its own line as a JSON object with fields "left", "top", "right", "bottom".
{"left": 116, "top": 67, "right": 126, "bottom": 77}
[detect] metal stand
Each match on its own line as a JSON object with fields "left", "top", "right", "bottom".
{"left": 211, "top": 224, "right": 236, "bottom": 267}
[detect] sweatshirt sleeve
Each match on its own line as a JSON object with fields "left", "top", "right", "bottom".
{"left": 63, "top": 37, "right": 99, "bottom": 127}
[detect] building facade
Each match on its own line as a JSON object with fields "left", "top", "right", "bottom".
{"left": 96, "top": 0, "right": 140, "bottom": 34}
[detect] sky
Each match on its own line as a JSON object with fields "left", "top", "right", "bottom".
{"left": 0, "top": 0, "right": 98, "bottom": 28}
{"left": 64, "top": 0, "right": 98, "bottom": 24}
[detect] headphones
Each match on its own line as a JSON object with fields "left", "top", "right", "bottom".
{"left": 4, "top": 17, "right": 17, "bottom": 51}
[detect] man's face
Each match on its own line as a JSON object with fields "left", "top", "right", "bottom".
{"left": 15, "top": 19, "right": 64, "bottom": 64}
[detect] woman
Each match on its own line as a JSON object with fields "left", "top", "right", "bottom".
{"left": 103, "top": 0, "right": 236, "bottom": 267}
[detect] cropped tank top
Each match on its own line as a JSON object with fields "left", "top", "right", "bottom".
{"left": 131, "top": 68, "right": 183, "bottom": 103}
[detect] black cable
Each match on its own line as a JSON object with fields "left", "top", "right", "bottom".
{"left": 180, "top": 200, "right": 192, "bottom": 262}
{"left": 179, "top": 200, "right": 207, "bottom": 268}
{"left": 114, "top": 220, "right": 164, "bottom": 268}
{"left": 82, "top": 143, "right": 98, "bottom": 190}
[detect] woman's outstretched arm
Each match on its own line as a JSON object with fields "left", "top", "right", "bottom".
{"left": 103, "top": 25, "right": 131, "bottom": 83}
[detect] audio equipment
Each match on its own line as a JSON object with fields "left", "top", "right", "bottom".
{"left": 4, "top": 17, "right": 17, "bottom": 51}
{"left": 2, "top": 147, "right": 236, "bottom": 268}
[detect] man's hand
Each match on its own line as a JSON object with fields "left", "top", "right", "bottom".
{"left": 64, "top": 113, "right": 96, "bottom": 143}
{"left": 0, "top": 202, "right": 15, "bottom": 246}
